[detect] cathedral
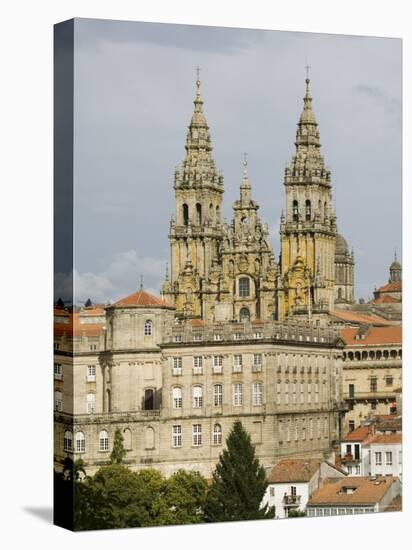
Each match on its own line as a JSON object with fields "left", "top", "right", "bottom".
{"left": 161, "top": 73, "right": 355, "bottom": 324}
{"left": 53, "top": 73, "right": 376, "bottom": 478}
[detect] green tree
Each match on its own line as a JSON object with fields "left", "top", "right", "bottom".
{"left": 156, "top": 470, "right": 208, "bottom": 525}
{"left": 204, "top": 420, "right": 275, "bottom": 522}
{"left": 110, "top": 428, "right": 126, "bottom": 464}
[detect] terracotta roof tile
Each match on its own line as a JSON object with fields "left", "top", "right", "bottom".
{"left": 377, "top": 282, "right": 402, "bottom": 293}
{"left": 189, "top": 319, "right": 205, "bottom": 327}
{"left": 371, "top": 295, "right": 399, "bottom": 304}
{"left": 267, "top": 459, "right": 322, "bottom": 483}
{"left": 343, "top": 426, "right": 372, "bottom": 442}
{"left": 308, "top": 476, "right": 398, "bottom": 506}
{"left": 365, "top": 433, "right": 402, "bottom": 445}
{"left": 331, "top": 310, "right": 392, "bottom": 326}
{"left": 341, "top": 326, "right": 402, "bottom": 346}
{"left": 112, "top": 289, "right": 174, "bottom": 308}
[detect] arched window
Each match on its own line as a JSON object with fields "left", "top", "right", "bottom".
{"left": 75, "top": 431, "right": 85, "bottom": 453}
{"left": 292, "top": 200, "right": 299, "bottom": 222}
{"left": 305, "top": 199, "right": 311, "bottom": 221}
{"left": 144, "top": 319, "right": 153, "bottom": 336}
{"left": 144, "top": 388, "right": 155, "bottom": 410}
{"left": 238, "top": 277, "right": 250, "bottom": 297}
{"left": 196, "top": 203, "right": 202, "bottom": 225}
{"left": 123, "top": 428, "right": 132, "bottom": 450}
{"left": 145, "top": 426, "right": 155, "bottom": 449}
{"left": 172, "top": 387, "right": 183, "bottom": 409}
{"left": 63, "top": 431, "right": 73, "bottom": 452}
{"left": 214, "top": 384, "right": 223, "bottom": 406}
{"left": 337, "top": 288, "right": 343, "bottom": 299}
{"left": 209, "top": 203, "right": 213, "bottom": 222}
{"left": 182, "top": 203, "right": 189, "bottom": 225}
{"left": 193, "top": 385, "right": 203, "bottom": 408}
{"left": 216, "top": 205, "right": 220, "bottom": 222}
{"left": 213, "top": 424, "right": 222, "bottom": 445}
{"left": 239, "top": 307, "right": 250, "bottom": 322}
{"left": 99, "top": 430, "right": 109, "bottom": 451}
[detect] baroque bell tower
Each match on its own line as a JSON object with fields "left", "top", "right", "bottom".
{"left": 162, "top": 70, "right": 224, "bottom": 318}
{"left": 278, "top": 72, "right": 337, "bottom": 319}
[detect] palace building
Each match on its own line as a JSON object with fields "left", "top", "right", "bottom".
{"left": 53, "top": 73, "right": 399, "bottom": 478}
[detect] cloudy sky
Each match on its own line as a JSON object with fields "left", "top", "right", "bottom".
{"left": 69, "top": 18, "right": 401, "bottom": 304}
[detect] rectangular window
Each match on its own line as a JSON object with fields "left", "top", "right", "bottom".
{"left": 348, "top": 420, "right": 355, "bottom": 432}
{"left": 192, "top": 424, "right": 202, "bottom": 446}
{"left": 54, "top": 363, "right": 63, "bottom": 380}
{"left": 214, "top": 384, "right": 223, "bottom": 406}
{"left": 309, "top": 418, "right": 313, "bottom": 439}
{"left": 285, "top": 382, "right": 289, "bottom": 404}
{"left": 89, "top": 344, "right": 97, "bottom": 351}
{"left": 276, "top": 382, "right": 281, "bottom": 405}
{"left": 294, "top": 421, "right": 298, "bottom": 441}
{"left": 307, "top": 382, "right": 312, "bottom": 404}
{"left": 233, "top": 383, "right": 243, "bottom": 406}
{"left": 193, "top": 356, "right": 203, "bottom": 374}
{"left": 300, "top": 382, "right": 304, "bottom": 404}
{"left": 375, "top": 452, "right": 382, "bottom": 466}
{"left": 253, "top": 332, "right": 263, "bottom": 339}
{"left": 173, "top": 357, "right": 182, "bottom": 375}
{"left": 233, "top": 333, "right": 243, "bottom": 341}
{"left": 87, "top": 365, "right": 96, "bottom": 382}
{"left": 193, "top": 333, "right": 203, "bottom": 342}
{"left": 386, "top": 451, "right": 393, "bottom": 466}
{"left": 269, "top": 487, "right": 275, "bottom": 497}
{"left": 348, "top": 384, "right": 355, "bottom": 399}
{"left": 213, "top": 355, "right": 223, "bottom": 373}
{"left": 355, "top": 464, "right": 361, "bottom": 475}
{"left": 370, "top": 377, "right": 377, "bottom": 393}
{"left": 86, "top": 393, "right": 95, "bottom": 414}
{"left": 213, "top": 333, "right": 222, "bottom": 341}
{"left": 174, "top": 334, "right": 182, "bottom": 343}
{"left": 347, "top": 465, "right": 352, "bottom": 474}
{"left": 239, "top": 277, "right": 250, "bottom": 297}
{"left": 386, "top": 376, "right": 393, "bottom": 386}
{"left": 76, "top": 436, "right": 85, "bottom": 453}
{"left": 354, "top": 444, "right": 360, "bottom": 460}
{"left": 172, "top": 425, "right": 182, "bottom": 448}
{"left": 252, "top": 382, "right": 263, "bottom": 406}
{"left": 292, "top": 382, "right": 297, "bottom": 403}
{"left": 54, "top": 391, "right": 63, "bottom": 412}
{"left": 253, "top": 353, "right": 262, "bottom": 370}
{"left": 233, "top": 355, "right": 243, "bottom": 373}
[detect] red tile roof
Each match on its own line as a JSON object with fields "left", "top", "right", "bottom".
{"left": 189, "top": 319, "right": 205, "bottom": 327}
{"left": 371, "top": 295, "right": 399, "bottom": 304}
{"left": 330, "top": 310, "right": 392, "bottom": 326}
{"left": 341, "top": 326, "right": 402, "bottom": 346}
{"left": 343, "top": 426, "right": 372, "bottom": 442}
{"left": 267, "top": 459, "right": 322, "bottom": 483}
{"left": 112, "top": 289, "right": 174, "bottom": 308}
{"left": 54, "top": 308, "right": 105, "bottom": 338}
{"left": 377, "top": 282, "right": 402, "bottom": 293}
{"left": 365, "top": 433, "right": 402, "bottom": 445}
{"left": 308, "top": 476, "right": 398, "bottom": 506}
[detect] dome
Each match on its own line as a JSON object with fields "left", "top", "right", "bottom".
{"left": 390, "top": 260, "right": 401, "bottom": 270}
{"left": 335, "top": 233, "right": 349, "bottom": 257}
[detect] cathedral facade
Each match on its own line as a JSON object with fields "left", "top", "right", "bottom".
{"left": 54, "top": 74, "right": 359, "bottom": 478}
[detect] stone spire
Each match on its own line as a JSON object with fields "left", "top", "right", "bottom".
{"left": 285, "top": 74, "right": 331, "bottom": 186}
{"left": 174, "top": 69, "right": 223, "bottom": 190}
{"left": 240, "top": 153, "right": 251, "bottom": 205}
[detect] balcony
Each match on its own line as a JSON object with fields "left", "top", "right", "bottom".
{"left": 283, "top": 494, "right": 301, "bottom": 506}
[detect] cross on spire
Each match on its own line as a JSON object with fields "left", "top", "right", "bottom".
{"left": 139, "top": 274, "right": 144, "bottom": 290}
{"left": 305, "top": 63, "right": 311, "bottom": 80}
{"left": 196, "top": 65, "right": 201, "bottom": 82}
